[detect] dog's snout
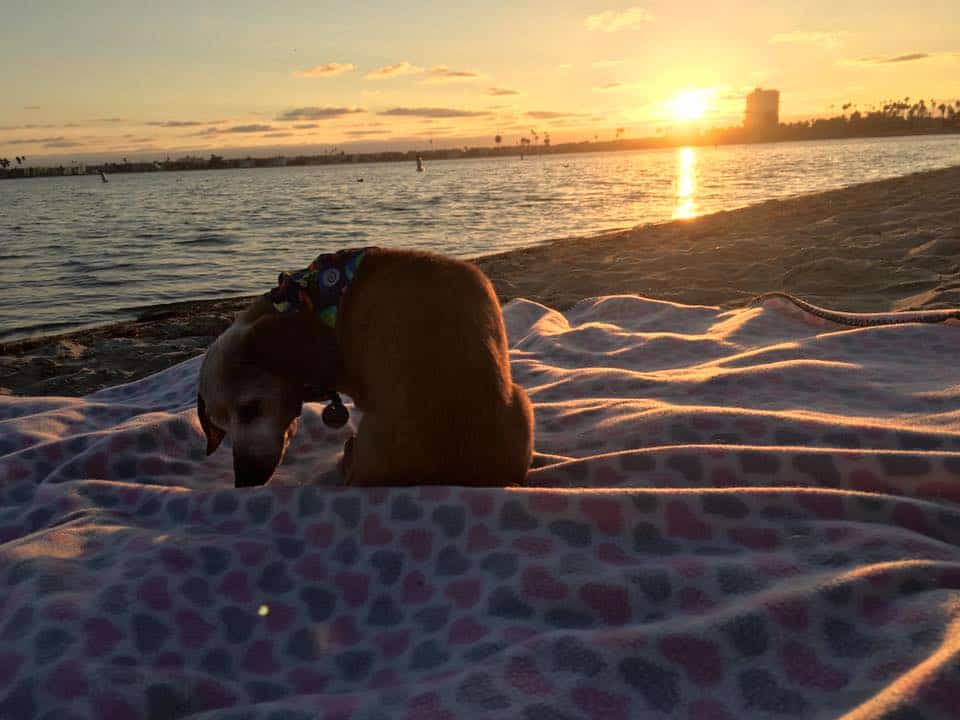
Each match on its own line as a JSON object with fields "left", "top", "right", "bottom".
{"left": 233, "top": 453, "right": 278, "bottom": 488}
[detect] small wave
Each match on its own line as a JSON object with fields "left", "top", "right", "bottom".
{"left": 175, "top": 235, "right": 241, "bottom": 246}
{"left": 0, "top": 318, "right": 104, "bottom": 343}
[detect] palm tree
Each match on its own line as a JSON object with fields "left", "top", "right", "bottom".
{"left": 494, "top": 134, "right": 502, "bottom": 148}
{"left": 519, "top": 136, "right": 530, "bottom": 159}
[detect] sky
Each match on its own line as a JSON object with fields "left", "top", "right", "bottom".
{"left": 1, "top": 0, "right": 958, "bottom": 162}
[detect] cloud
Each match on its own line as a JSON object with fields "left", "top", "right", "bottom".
{"left": 365, "top": 61, "right": 424, "bottom": 79}
{"left": 44, "top": 139, "right": 84, "bottom": 148}
{"left": 592, "top": 81, "right": 645, "bottom": 92}
{"left": 847, "top": 52, "right": 931, "bottom": 65}
{"left": 770, "top": 31, "right": 850, "bottom": 49}
{"left": 23, "top": 105, "right": 41, "bottom": 110}
{"left": 585, "top": 7, "right": 653, "bottom": 32}
{"left": 276, "top": 106, "right": 366, "bottom": 121}
{"left": 487, "top": 87, "right": 520, "bottom": 96}
{"left": 525, "top": 110, "right": 590, "bottom": 119}
{"left": 223, "top": 124, "right": 275, "bottom": 133}
{"left": 6, "top": 136, "right": 70, "bottom": 145}
{"left": 294, "top": 63, "right": 355, "bottom": 78}
{"left": 262, "top": 132, "right": 293, "bottom": 138}
{"left": 92, "top": 118, "right": 126, "bottom": 124}
{"left": 146, "top": 119, "right": 227, "bottom": 128}
{"left": 344, "top": 129, "right": 391, "bottom": 136}
{"left": 0, "top": 123, "right": 57, "bottom": 130}
{"left": 293, "top": 123, "right": 319, "bottom": 129}
{"left": 424, "top": 66, "right": 484, "bottom": 83}
{"left": 378, "top": 107, "right": 491, "bottom": 118}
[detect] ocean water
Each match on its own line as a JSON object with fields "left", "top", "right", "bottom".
{"left": 2, "top": 134, "right": 959, "bottom": 340}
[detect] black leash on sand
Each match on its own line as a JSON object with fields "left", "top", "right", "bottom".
{"left": 746, "top": 292, "right": 960, "bottom": 327}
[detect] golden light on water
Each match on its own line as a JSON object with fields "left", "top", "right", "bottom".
{"left": 673, "top": 146, "right": 698, "bottom": 219}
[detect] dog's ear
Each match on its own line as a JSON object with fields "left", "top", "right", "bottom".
{"left": 245, "top": 311, "right": 340, "bottom": 387}
{"left": 197, "top": 394, "right": 225, "bottom": 456}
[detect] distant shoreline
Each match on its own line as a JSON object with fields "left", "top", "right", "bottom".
{"left": 3, "top": 126, "right": 959, "bottom": 180}
{"left": 3, "top": 164, "right": 959, "bottom": 396}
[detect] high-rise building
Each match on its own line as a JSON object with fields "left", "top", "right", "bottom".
{"left": 744, "top": 88, "right": 780, "bottom": 129}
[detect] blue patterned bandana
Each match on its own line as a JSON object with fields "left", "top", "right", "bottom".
{"left": 268, "top": 247, "right": 374, "bottom": 328}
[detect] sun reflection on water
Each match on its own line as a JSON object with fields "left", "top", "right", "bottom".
{"left": 673, "top": 146, "right": 698, "bottom": 219}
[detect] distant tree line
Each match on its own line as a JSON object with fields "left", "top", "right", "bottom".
{"left": 709, "top": 97, "right": 960, "bottom": 144}
{"left": 4, "top": 96, "right": 959, "bottom": 179}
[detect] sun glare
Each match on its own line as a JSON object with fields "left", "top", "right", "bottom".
{"left": 670, "top": 90, "right": 711, "bottom": 123}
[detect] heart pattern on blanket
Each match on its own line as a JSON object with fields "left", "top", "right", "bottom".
{"left": 1, "top": 295, "right": 960, "bottom": 718}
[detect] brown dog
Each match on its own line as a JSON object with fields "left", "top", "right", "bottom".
{"left": 197, "top": 247, "right": 534, "bottom": 487}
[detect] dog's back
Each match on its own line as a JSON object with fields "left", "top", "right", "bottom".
{"left": 340, "top": 248, "right": 534, "bottom": 486}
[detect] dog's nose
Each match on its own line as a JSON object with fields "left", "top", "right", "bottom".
{"left": 233, "top": 455, "right": 276, "bottom": 488}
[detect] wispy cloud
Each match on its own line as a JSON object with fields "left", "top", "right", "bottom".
{"left": 378, "top": 107, "right": 491, "bottom": 118}
{"left": 594, "top": 81, "right": 640, "bottom": 91}
{"left": 44, "top": 139, "right": 84, "bottom": 148}
{"left": 487, "top": 87, "right": 520, "bottom": 96}
{"left": 146, "top": 119, "right": 227, "bottom": 128}
{"left": 276, "top": 106, "right": 366, "bottom": 121}
{"left": 344, "top": 129, "right": 391, "bottom": 136}
{"left": 293, "top": 63, "right": 355, "bottom": 78}
{"left": 585, "top": 7, "right": 653, "bottom": 32}
{"left": 526, "top": 110, "right": 590, "bottom": 119}
{"left": 770, "top": 31, "right": 850, "bottom": 49}
{"left": 293, "top": 123, "right": 319, "bottom": 129}
{"left": 23, "top": 105, "right": 41, "bottom": 110}
{"left": 7, "top": 136, "right": 69, "bottom": 145}
{"left": 92, "top": 118, "right": 126, "bottom": 124}
{"left": 186, "top": 124, "right": 274, "bottom": 136}
{"left": 0, "top": 123, "right": 57, "bottom": 130}
{"left": 424, "top": 66, "right": 484, "bottom": 83}
{"left": 262, "top": 132, "right": 293, "bottom": 138}
{"left": 845, "top": 52, "right": 932, "bottom": 65}
{"left": 225, "top": 124, "right": 275, "bottom": 133}
{"left": 365, "top": 61, "right": 423, "bottom": 80}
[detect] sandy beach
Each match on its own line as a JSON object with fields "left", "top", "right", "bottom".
{"left": 3, "top": 164, "right": 959, "bottom": 397}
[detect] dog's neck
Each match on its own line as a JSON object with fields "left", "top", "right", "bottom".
{"left": 268, "top": 247, "right": 374, "bottom": 328}
{"left": 267, "top": 247, "right": 376, "bottom": 427}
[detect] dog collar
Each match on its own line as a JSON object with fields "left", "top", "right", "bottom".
{"left": 268, "top": 247, "right": 374, "bottom": 328}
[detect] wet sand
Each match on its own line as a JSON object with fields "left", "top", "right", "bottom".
{"left": 3, "top": 165, "right": 959, "bottom": 397}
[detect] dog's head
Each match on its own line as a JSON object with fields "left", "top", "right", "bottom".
{"left": 197, "top": 300, "right": 340, "bottom": 487}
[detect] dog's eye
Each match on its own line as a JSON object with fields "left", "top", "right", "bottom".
{"left": 237, "top": 400, "right": 261, "bottom": 423}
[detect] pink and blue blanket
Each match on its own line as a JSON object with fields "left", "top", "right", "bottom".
{"left": 2, "top": 295, "right": 960, "bottom": 719}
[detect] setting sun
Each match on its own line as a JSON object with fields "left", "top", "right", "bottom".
{"left": 670, "top": 90, "right": 712, "bottom": 123}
